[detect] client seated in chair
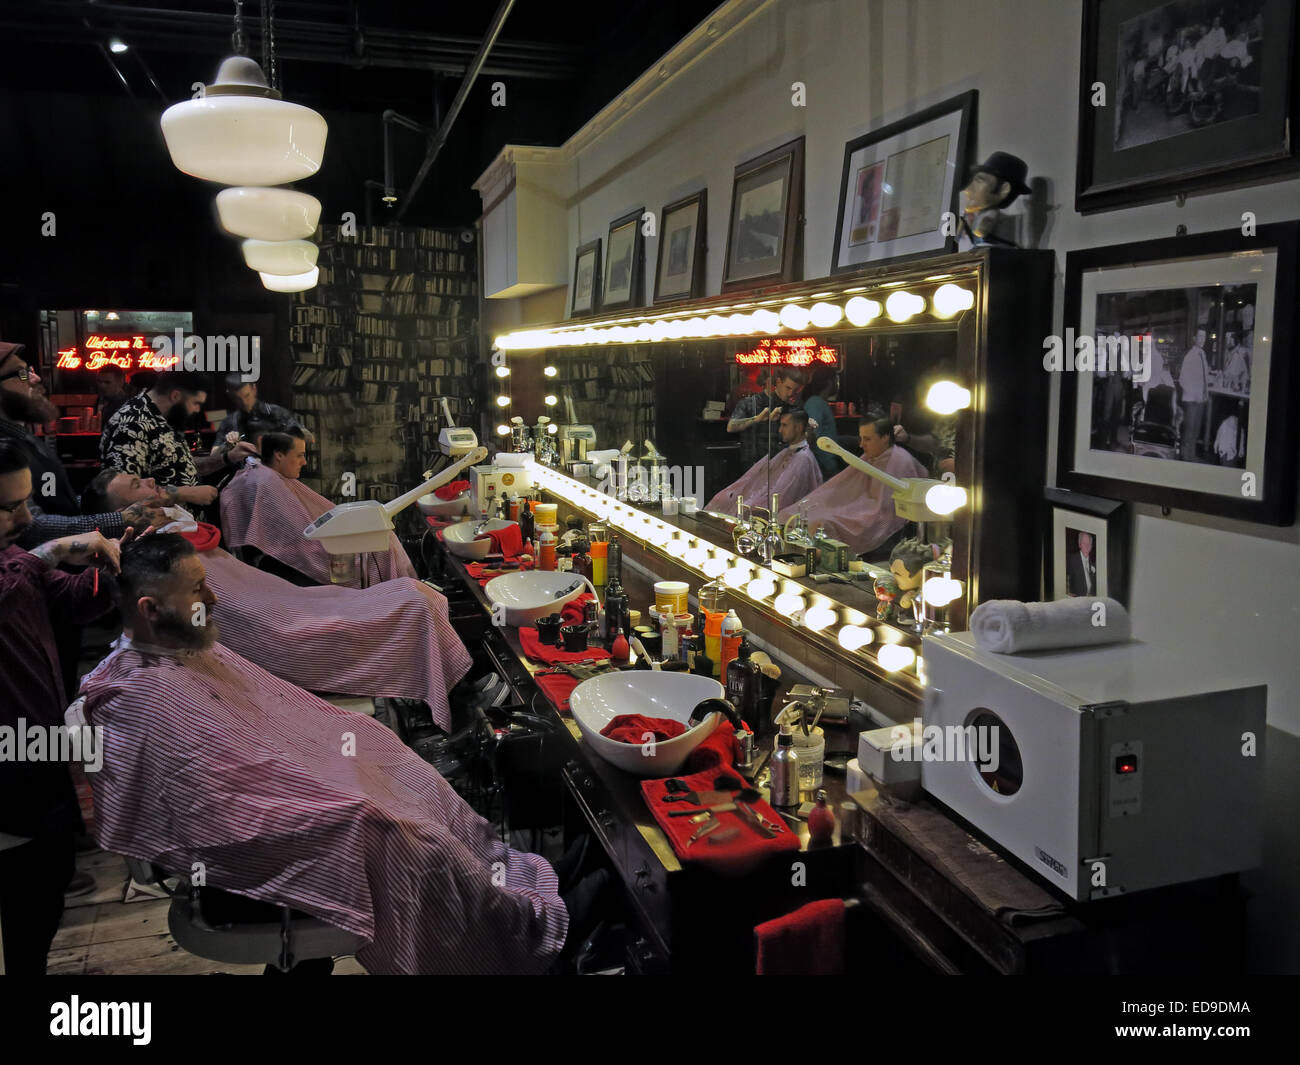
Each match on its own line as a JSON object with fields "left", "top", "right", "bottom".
{"left": 90, "top": 470, "right": 473, "bottom": 731}
{"left": 776, "top": 415, "right": 928, "bottom": 558}
{"left": 78, "top": 534, "right": 569, "bottom": 975}
{"left": 220, "top": 429, "right": 419, "bottom": 587}
{"left": 704, "top": 407, "right": 823, "bottom": 516}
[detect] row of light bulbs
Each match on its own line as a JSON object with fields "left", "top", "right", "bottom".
{"left": 529, "top": 466, "right": 964, "bottom": 676}
{"left": 495, "top": 284, "right": 975, "bottom": 352}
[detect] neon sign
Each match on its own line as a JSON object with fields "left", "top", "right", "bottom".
{"left": 734, "top": 337, "right": 839, "bottom": 367}
{"left": 55, "top": 336, "right": 178, "bottom": 372}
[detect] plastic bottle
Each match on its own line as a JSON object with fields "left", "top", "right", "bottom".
{"left": 590, "top": 540, "right": 608, "bottom": 586}
{"left": 537, "top": 526, "right": 557, "bottom": 571}
{"left": 718, "top": 610, "right": 743, "bottom": 677}
{"left": 725, "top": 644, "right": 759, "bottom": 733}
{"left": 808, "top": 789, "right": 836, "bottom": 843}
{"left": 769, "top": 725, "right": 800, "bottom": 808}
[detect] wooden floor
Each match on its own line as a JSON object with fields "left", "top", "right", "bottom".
{"left": 49, "top": 847, "right": 368, "bottom": 976}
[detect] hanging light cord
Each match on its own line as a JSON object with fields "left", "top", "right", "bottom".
{"left": 231, "top": 0, "right": 245, "bottom": 55}
{"left": 260, "top": 0, "right": 270, "bottom": 77}
{"left": 267, "top": 0, "right": 280, "bottom": 92}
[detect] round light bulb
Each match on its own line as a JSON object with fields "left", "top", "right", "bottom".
{"left": 932, "top": 283, "right": 975, "bottom": 318}
{"left": 495, "top": 365, "right": 511, "bottom": 378}
{"left": 685, "top": 317, "right": 707, "bottom": 338}
{"left": 925, "top": 483, "right": 968, "bottom": 516}
{"left": 925, "top": 380, "right": 971, "bottom": 415}
{"left": 724, "top": 564, "right": 751, "bottom": 589}
{"left": 885, "top": 291, "right": 925, "bottom": 322}
{"left": 773, "top": 591, "right": 806, "bottom": 616}
{"left": 544, "top": 394, "right": 557, "bottom": 406}
{"left": 878, "top": 644, "right": 917, "bottom": 672}
{"left": 804, "top": 603, "right": 836, "bottom": 632}
{"left": 702, "top": 556, "right": 728, "bottom": 579}
{"left": 495, "top": 395, "right": 511, "bottom": 408}
{"left": 547, "top": 422, "right": 558, "bottom": 434}
{"left": 922, "top": 574, "right": 963, "bottom": 608}
{"left": 667, "top": 536, "right": 688, "bottom": 559}
{"left": 844, "top": 296, "right": 882, "bottom": 326}
{"left": 746, "top": 574, "right": 776, "bottom": 600}
{"left": 809, "top": 302, "right": 843, "bottom": 328}
{"left": 496, "top": 423, "right": 510, "bottom": 436}
{"left": 779, "top": 303, "right": 811, "bottom": 330}
{"left": 752, "top": 309, "right": 781, "bottom": 333}
{"left": 838, "top": 624, "right": 875, "bottom": 651}
{"left": 728, "top": 313, "right": 753, "bottom": 333}
{"left": 685, "top": 546, "right": 708, "bottom": 568}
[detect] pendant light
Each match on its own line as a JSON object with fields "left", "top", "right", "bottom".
{"left": 260, "top": 267, "right": 320, "bottom": 292}
{"left": 241, "top": 239, "right": 319, "bottom": 275}
{"left": 216, "top": 187, "right": 321, "bottom": 241}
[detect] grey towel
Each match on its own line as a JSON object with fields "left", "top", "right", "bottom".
{"left": 970, "top": 597, "right": 1131, "bottom": 654}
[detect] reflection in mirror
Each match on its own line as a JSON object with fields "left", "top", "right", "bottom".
{"left": 547, "top": 328, "right": 967, "bottom": 637}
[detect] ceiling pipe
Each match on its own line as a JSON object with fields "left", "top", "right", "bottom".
{"left": 396, "top": 0, "right": 517, "bottom": 221}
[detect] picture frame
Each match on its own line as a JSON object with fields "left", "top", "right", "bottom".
{"left": 1043, "top": 487, "right": 1131, "bottom": 604}
{"left": 722, "top": 137, "right": 804, "bottom": 293}
{"left": 830, "top": 90, "right": 977, "bottom": 272}
{"left": 653, "top": 189, "right": 707, "bottom": 303}
{"left": 570, "top": 238, "right": 602, "bottom": 317}
{"left": 1076, "top": 0, "right": 1300, "bottom": 213}
{"left": 1057, "top": 222, "right": 1300, "bottom": 525}
{"left": 601, "top": 208, "right": 646, "bottom": 311}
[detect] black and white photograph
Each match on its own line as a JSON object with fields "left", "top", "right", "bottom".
{"left": 1077, "top": 0, "right": 1300, "bottom": 210}
{"left": 1059, "top": 224, "right": 1300, "bottom": 524}
{"left": 1043, "top": 488, "right": 1130, "bottom": 603}
{"left": 1064, "top": 528, "right": 1098, "bottom": 597}
{"left": 722, "top": 137, "right": 804, "bottom": 291}
{"left": 601, "top": 208, "right": 645, "bottom": 311}
{"left": 570, "top": 238, "right": 601, "bottom": 316}
{"left": 654, "top": 189, "right": 706, "bottom": 303}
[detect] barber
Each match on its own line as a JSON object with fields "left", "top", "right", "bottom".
{"left": 727, "top": 366, "right": 804, "bottom": 468}
{"left": 215, "top": 373, "right": 312, "bottom": 443}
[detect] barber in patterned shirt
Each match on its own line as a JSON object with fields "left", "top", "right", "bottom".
{"left": 101, "top": 371, "right": 256, "bottom": 486}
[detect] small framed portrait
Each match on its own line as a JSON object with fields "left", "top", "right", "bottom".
{"left": 1043, "top": 487, "right": 1131, "bottom": 604}
{"left": 831, "top": 91, "right": 977, "bottom": 271}
{"left": 1058, "top": 223, "right": 1300, "bottom": 524}
{"left": 722, "top": 137, "right": 805, "bottom": 292}
{"left": 602, "top": 208, "right": 646, "bottom": 311}
{"left": 1076, "top": 0, "right": 1300, "bottom": 212}
{"left": 570, "top": 238, "right": 602, "bottom": 317}
{"left": 654, "top": 189, "right": 707, "bottom": 303}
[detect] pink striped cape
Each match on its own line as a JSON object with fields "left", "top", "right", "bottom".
{"left": 706, "top": 441, "right": 824, "bottom": 515}
{"left": 79, "top": 639, "right": 568, "bottom": 974}
{"left": 200, "top": 547, "right": 471, "bottom": 731}
{"left": 221, "top": 461, "right": 417, "bottom": 586}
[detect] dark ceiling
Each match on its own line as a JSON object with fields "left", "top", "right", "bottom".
{"left": 0, "top": 0, "right": 725, "bottom": 225}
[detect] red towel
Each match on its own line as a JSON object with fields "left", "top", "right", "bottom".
{"left": 465, "top": 559, "right": 534, "bottom": 586}
{"left": 599, "top": 714, "right": 687, "bottom": 743}
{"left": 534, "top": 672, "right": 579, "bottom": 712}
{"left": 479, "top": 523, "right": 523, "bottom": 558}
{"left": 560, "top": 592, "right": 593, "bottom": 626}
{"left": 180, "top": 522, "right": 222, "bottom": 552}
{"left": 519, "top": 626, "right": 610, "bottom": 665}
{"left": 640, "top": 722, "right": 799, "bottom": 872}
{"left": 754, "top": 899, "right": 845, "bottom": 975}
{"left": 434, "top": 479, "right": 470, "bottom": 501}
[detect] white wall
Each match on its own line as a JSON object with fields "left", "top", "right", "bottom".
{"left": 507, "top": 0, "right": 1300, "bottom": 970}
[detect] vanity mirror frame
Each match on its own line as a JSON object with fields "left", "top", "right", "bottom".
{"left": 500, "top": 246, "right": 1054, "bottom": 699}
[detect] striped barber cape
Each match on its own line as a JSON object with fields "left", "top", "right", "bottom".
{"left": 221, "top": 461, "right": 418, "bottom": 587}
{"left": 79, "top": 639, "right": 569, "bottom": 974}
{"left": 199, "top": 546, "right": 471, "bottom": 731}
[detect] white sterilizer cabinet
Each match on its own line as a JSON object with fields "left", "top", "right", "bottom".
{"left": 921, "top": 631, "right": 1266, "bottom": 901}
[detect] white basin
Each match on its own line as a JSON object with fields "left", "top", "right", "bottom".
{"left": 417, "top": 490, "right": 473, "bottom": 519}
{"left": 484, "top": 570, "right": 586, "bottom": 626}
{"left": 442, "top": 518, "right": 515, "bottom": 561}
{"left": 569, "top": 671, "right": 725, "bottom": 777}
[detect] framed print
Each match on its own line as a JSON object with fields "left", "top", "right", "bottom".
{"left": 653, "top": 189, "right": 707, "bottom": 303}
{"left": 722, "top": 137, "right": 804, "bottom": 292}
{"left": 1043, "top": 487, "right": 1131, "bottom": 604}
{"left": 831, "top": 90, "right": 977, "bottom": 271}
{"left": 1057, "top": 223, "right": 1300, "bottom": 525}
{"left": 570, "top": 238, "right": 601, "bottom": 317}
{"left": 1076, "top": 0, "right": 1300, "bottom": 212}
{"left": 601, "top": 208, "right": 645, "bottom": 311}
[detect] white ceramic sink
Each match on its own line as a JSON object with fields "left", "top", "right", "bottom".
{"left": 484, "top": 570, "right": 586, "bottom": 626}
{"left": 569, "top": 671, "right": 725, "bottom": 777}
{"left": 442, "top": 518, "right": 515, "bottom": 561}
{"left": 417, "top": 490, "right": 473, "bottom": 519}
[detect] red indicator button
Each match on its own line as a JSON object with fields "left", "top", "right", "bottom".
{"left": 1115, "top": 755, "right": 1139, "bottom": 775}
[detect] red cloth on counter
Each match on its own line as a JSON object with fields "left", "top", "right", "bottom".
{"left": 754, "top": 899, "right": 845, "bottom": 976}
{"left": 465, "top": 559, "right": 534, "bottom": 586}
{"left": 560, "top": 593, "right": 593, "bottom": 626}
{"left": 434, "top": 479, "right": 470, "bottom": 502}
{"left": 599, "top": 714, "right": 687, "bottom": 744}
{"left": 534, "top": 672, "right": 579, "bottom": 713}
{"left": 519, "top": 627, "right": 610, "bottom": 665}
{"left": 640, "top": 722, "right": 799, "bottom": 871}
{"left": 479, "top": 523, "right": 523, "bottom": 558}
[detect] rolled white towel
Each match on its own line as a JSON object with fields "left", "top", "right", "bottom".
{"left": 970, "top": 597, "right": 1131, "bottom": 654}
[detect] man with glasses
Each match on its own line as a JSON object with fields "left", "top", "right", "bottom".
{"left": 0, "top": 439, "right": 127, "bottom": 974}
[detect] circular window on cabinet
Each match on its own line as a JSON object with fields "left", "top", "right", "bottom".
{"left": 964, "top": 708, "right": 1023, "bottom": 796}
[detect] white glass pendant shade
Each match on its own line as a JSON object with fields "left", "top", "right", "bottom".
{"left": 160, "top": 57, "right": 328, "bottom": 186}
{"left": 242, "top": 239, "right": 319, "bottom": 275}
{"left": 216, "top": 187, "right": 321, "bottom": 241}
{"left": 259, "top": 266, "right": 319, "bottom": 292}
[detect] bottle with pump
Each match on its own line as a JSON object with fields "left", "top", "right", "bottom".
{"left": 769, "top": 725, "right": 800, "bottom": 808}
{"left": 520, "top": 500, "right": 535, "bottom": 545}
{"left": 725, "top": 634, "right": 759, "bottom": 731}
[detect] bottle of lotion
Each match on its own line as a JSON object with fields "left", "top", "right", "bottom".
{"left": 769, "top": 725, "right": 800, "bottom": 808}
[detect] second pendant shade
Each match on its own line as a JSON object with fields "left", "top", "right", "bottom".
{"left": 217, "top": 187, "right": 321, "bottom": 241}
{"left": 241, "top": 239, "right": 319, "bottom": 275}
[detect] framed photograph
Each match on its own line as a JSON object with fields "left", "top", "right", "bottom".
{"left": 601, "top": 208, "right": 645, "bottom": 311}
{"left": 722, "top": 137, "right": 804, "bottom": 292}
{"left": 654, "top": 189, "right": 707, "bottom": 303}
{"left": 831, "top": 91, "right": 977, "bottom": 271}
{"left": 1076, "top": 0, "right": 1300, "bottom": 212}
{"left": 1057, "top": 223, "right": 1299, "bottom": 525}
{"left": 570, "top": 238, "right": 602, "bottom": 317}
{"left": 1043, "top": 487, "right": 1131, "bottom": 603}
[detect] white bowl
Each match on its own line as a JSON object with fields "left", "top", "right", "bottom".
{"left": 484, "top": 571, "right": 586, "bottom": 627}
{"left": 442, "top": 518, "right": 515, "bottom": 561}
{"left": 417, "top": 490, "right": 473, "bottom": 518}
{"left": 569, "top": 671, "right": 725, "bottom": 777}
